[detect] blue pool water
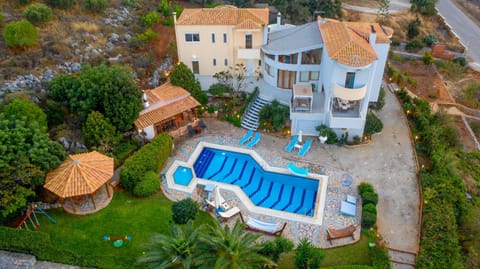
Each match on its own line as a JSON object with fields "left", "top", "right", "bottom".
{"left": 174, "top": 166, "right": 194, "bottom": 186}
{"left": 193, "top": 147, "right": 318, "bottom": 216}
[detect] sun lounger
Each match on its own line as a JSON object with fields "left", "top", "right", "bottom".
{"left": 239, "top": 213, "right": 287, "bottom": 236}
{"left": 340, "top": 200, "right": 356, "bottom": 216}
{"left": 239, "top": 129, "right": 253, "bottom": 144}
{"left": 285, "top": 135, "right": 299, "bottom": 152}
{"left": 327, "top": 225, "right": 357, "bottom": 244}
{"left": 199, "top": 120, "right": 207, "bottom": 130}
{"left": 298, "top": 139, "right": 312, "bottom": 157}
{"left": 346, "top": 195, "right": 357, "bottom": 205}
{"left": 217, "top": 206, "right": 241, "bottom": 221}
{"left": 288, "top": 162, "right": 309, "bottom": 176}
{"left": 247, "top": 132, "right": 261, "bottom": 148}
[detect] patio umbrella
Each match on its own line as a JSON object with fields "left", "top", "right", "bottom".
{"left": 298, "top": 130, "right": 303, "bottom": 143}
{"left": 214, "top": 187, "right": 226, "bottom": 209}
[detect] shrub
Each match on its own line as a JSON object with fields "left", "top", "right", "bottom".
{"left": 208, "top": 83, "right": 234, "bottom": 96}
{"left": 405, "top": 39, "right": 423, "bottom": 51}
{"left": 0, "top": 8, "right": 3, "bottom": 23}
{"left": 122, "top": 0, "right": 140, "bottom": 7}
{"left": 141, "top": 11, "right": 160, "bottom": 27}
{"left": 358, "top": 182, "right": 375, "bottom": 196}
{"left": 391, "top": 39, "right": 400, "bottom": 46}
{"left": 259, "top": 100, "right": 289, "bottom": 132}
{"left": 316, "top": 124, "right": 338, "bottom": 144}
{"left": 294, "top": 238, "right": 325, "bottom": 269}
{"left": 170, "top": 62, "right": 208, "bottom": 105}
{"left": 120, "top": 133, "right": 173, "bottom": 193}
{"left": 364, "top": 112, "right": 383, "bottom": 136}
{"left": 24, "top": 3, "right": 52, "bottom": 25}
{"left": 259, "top": 237, "right": 294, "bottom": 262}
{"left": 133, "top": 171, "right": 160, "bottom": 197}
{"left": 82, "top": 111, "right": 119, "bottom": 153}
{"left": 423, "top": 34, "right": 438, "bottom": 47}
{"left": 370, "top": 87, "right": 386, "bottom": 111}
{"left": 3, "top": 20, "right": 37, "bottom": 48}
{"left": 362, "top": 204, "right": 377, "bottom": 229}
{"left": 83, "top": 0, "right": 107, "bottom": 12}
{"left": 422, "top": 51, "right": 434, "bottom": 65}
{"left": 362, "top": 191, "right": 379, "bottom": 205}
{"left": 137, "top": 28, "right": 158, "bottom": 43}
{"left": 453, "top": 57, "right": 467, "bottom": 67}
{"left": 370, "top": 245, "right": 391, "bottom": 269}
{"left": 435, "top": 60, "right": 465, "bottom": 79}
{"left": 407, "top": 18, "right": 420, "bottom": 39}
{"left": 47, "top": 0, "right": 75, "bottom": 9}
{"left": 19, "top": 0, "right": 31, "bottom": 5}
{"left": 171, "top": 198, "right": 199, "bottom": 224}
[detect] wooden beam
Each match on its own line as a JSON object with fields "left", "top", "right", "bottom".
{"left": 89, "top": 194, "right": 96, "bottom": 210}
{"left": 105, "top": 183, "right": 111, "bottom": 197}
{"left": 69, "top": 197, "right": 77, "bottom": 212}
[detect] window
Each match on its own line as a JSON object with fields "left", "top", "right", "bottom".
{"left": 213, "top": 58, "right": 216, "bottom": 66}
{"left": 192, "top": 61, "right": 199, "bottom": 74}
{"left": 299, "top": 71, "right": 320, "bottom": 82}
{"left": 223, "top": 33, "right": 227, "bottom": 43}
{"left": 224, "top": 58, "right": 228, "bottom": 66}
{"left": 258, "top": 60, "right": 261, "bottom": 66}
{"left": 265, "top": 53, "right": 275, "bottom": 60}
{"left": 345, "top": 72, "right": 355, "bottom": 88}
{"left": 185, "top": 33, "right": 200, "bottom": 42}
{"left": 279, "top": 53, "right": 298, "bottom": 64}
{"left": 277, "top": 70, "right": 296, "bottom": 89}
{"left": 301, "top": 48, "right": 322, "bottom": 64}
{"left": 245, "top": 34, "right": 252, "bottom": 49}
{"left": 211, "top": 33, "right": 215, "bottom": 43}
{"left": 265, "top": 63, "right": 273, "bottom": 77}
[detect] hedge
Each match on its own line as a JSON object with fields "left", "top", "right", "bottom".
{"left": 120, "top": 133, "right": 172, "bottom": 193}
{"left": 133, "top": 171, "right": 160, "bottom": 197}
{"left": 322, "top": 266, "right": 374, "bottom": 269}
{"left": 0, "top": 226, "right": 86, "bottom": 266}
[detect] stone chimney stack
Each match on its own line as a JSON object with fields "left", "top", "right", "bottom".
{"left": 142, "top": 92, "right": 149, "bottom": 108}
{"left": 172, "top": 11, "right": 177, "bottom": 25}
{"left": 277, "top": 12, "right": 281, "bottom": 27}
{"left": 369, "top": 25, "right": 376, "bottom": 46}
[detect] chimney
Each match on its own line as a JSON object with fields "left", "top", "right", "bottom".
{"left": 142, "top": 91, "right": 149, "bottom": 108}
{"left": 172, "top": 11, "right": 177, "bottom": 25}
{"left": 369, "top": 25, "right": 376, "bottom": 46}
{"left": 276, "top": 12, "right": 281, "bottom": 27}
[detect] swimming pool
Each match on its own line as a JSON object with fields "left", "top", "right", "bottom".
{"left": 193, "top": 147, "right": 318, "bottom": 216}
{"left": 173, "top": 166, "right": 194, "bottom": 186}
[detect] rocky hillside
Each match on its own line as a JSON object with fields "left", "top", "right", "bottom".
{"left": 0, "top": 0, "right": 178, "bottom": 101}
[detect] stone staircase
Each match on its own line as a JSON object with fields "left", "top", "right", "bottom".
{"left": 241, "top": 95, "right": 271, "bottom": 130}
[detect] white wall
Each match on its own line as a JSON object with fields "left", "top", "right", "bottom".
{"left": 369, "top": 43, "right": 390, "bottom": 102}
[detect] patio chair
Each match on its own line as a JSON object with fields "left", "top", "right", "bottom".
{"left": 199, "top": 120, "right": 207, "bottom": 130}
{"left": 288, "top": 162, "right": 309, "bottom": 176}
{"left": 298, "top": 139, "right": 312, "bottom": 157}
{"left": 239, "top": 129, "right": 254, "bottom": 144}
{"left": 327, "top": 225, "right": 357, "bottom": 244}
{"left": 187, "top": 125, "right": 196, "bottom": 136}
{"left": 340, "top": 200, "right": 356, "bottom": 217}
{"left": 285, "top": 135, "right": 299, "bottom": 152}
{"left": 239, "top": 213, "right": 287, "bottom": 236}
{"left": 247, "top": 132, "right": 261, "bottom": 148}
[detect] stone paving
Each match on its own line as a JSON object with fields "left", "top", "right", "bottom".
{"left": 162, "top": 127, "right": 363, "bottom": 248}
{"left": 163, "top": 88, "right": 420, "bottom": 253}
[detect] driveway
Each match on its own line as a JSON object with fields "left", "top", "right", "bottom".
{"left": 436, "top": 0, "right": 480, "bottom": 65}
{"left": 343, "top": 0, "right": 410, "bottom": 14}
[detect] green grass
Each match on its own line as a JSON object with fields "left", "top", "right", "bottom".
{"left": 37, "top": 190, "right": 214, "bottom": 268}
{"left": 277, "top": 234, "right": 371, "bottom": 268}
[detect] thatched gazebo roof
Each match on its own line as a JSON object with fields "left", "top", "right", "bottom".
{"left": 44, "top": 151, "right": 114, "bottom": 198}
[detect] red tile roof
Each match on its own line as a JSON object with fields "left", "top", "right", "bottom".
{"left": 177, "top": 5, "right": 269, "bottom": 28}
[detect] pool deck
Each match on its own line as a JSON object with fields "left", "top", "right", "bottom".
{"left": 162, "top": 89, "right": 420, "bottom": 253}
{"left": 162, "top": 132, "right": 361, "bottom": 248}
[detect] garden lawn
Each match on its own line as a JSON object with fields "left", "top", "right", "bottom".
{"left": 38, "top": 190, "right": 214, "bottom": 268}
{"left": 277, "top": 234, "right": 371, "bottom": 268}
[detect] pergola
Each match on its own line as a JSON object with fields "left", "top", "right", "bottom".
{"left": 292, "top": 84, "right": 313, "bottom": 112}
{"left": 44, "top": 151, "right": 114, "bottom": 215}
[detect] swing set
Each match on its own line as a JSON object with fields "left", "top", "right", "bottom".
{"left": 17, "top": 204, "right": 57, "bottom": 230}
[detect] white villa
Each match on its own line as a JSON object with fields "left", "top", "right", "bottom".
{"left": 174, "top": 5, "right": 393, "bottom": 138}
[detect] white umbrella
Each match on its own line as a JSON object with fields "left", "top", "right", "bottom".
{"left": 214, "top": 186, "right": 226, "bottom": 209}
{"left": 298, "top": 130, "right": 303, "bottom": 143}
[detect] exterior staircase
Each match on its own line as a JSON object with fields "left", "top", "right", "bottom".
{"left": 241, "top": 95, "right": 271, "bottom": 130}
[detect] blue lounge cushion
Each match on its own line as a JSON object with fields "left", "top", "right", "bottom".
{"left": 340, "top": 200, "right": 356, "bottom": 217}
{"left": 288, "top": 162, "right": 308, "bottom": 176}
{"left": 285, "top": 135, "right": 299, "bottom": 152}
{"left": 239, "top": 129, "right": 253, "bottom": 144}
{"left": 298, "top": 140, "right": 312, "bottom": 157}
{"left": 247, "top": 133, "right": 261, "bottom": 148}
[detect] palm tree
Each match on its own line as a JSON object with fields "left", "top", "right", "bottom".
{"left": 138, "top": 221, "right": 205, "bottom": 269}
{"left": 198, "top": 220, "right": 274, "bottom": 269}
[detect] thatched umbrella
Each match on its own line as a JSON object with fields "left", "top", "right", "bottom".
{"left": 44, "top": 151, "right": 114, "bottom": 213}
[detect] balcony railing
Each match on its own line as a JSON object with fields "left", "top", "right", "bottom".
{"left": 333, "top": 83, "right": 367, "bottom": 101}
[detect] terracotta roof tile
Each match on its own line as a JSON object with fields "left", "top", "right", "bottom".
{"left": 177, "top": 5, "right": 268, "bottom": 27}
{"left": 44, "top": 151, "right": 114, "bottom": 198}
{"left": 134, "top": 82, "right": 200, "bottom": 130}
{"left": 320, "top": 20, "right": 379, "bottom": 67}
{"left": 344, "top": 22, "right": 393, "bottom": 44}
{"left": 134, "top": 96, "right": 200, "bottom": 129}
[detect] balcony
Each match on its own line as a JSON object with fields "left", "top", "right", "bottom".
{"left": 333, "top": 83, "right": 367, "bottom": 101}
{"left": 238, "top": 47, "right": 260, "bottom": 59}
